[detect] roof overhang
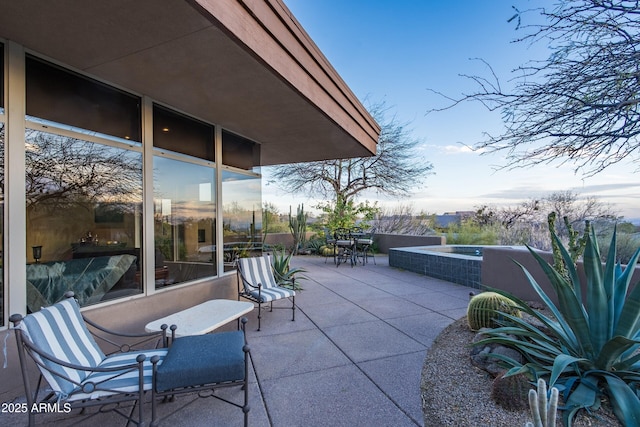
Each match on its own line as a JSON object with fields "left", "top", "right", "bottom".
{"left": 0, "top": 0, "right": 379, "bottom": 165}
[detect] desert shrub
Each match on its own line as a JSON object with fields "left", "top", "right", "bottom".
{"left": 475, "top": 226, "right": 640, "bottom": 426}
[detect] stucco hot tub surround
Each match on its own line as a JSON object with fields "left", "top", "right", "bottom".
{"left": 389, "top": 245, "right": 485, "bottom": 288}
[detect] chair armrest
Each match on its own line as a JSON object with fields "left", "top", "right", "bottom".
{"left": 19, "top": 333, "right": 144, "bottom": 374}
{"left": 83, "top": 315, "right": 170, "bottom": 351}
{"left": 237, "top": 268, "right": 263, "bottom": 291}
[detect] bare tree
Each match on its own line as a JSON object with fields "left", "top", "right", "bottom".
{"left": 544, "top": 190, "right": 618, "bottom": 227}
{"left": 24, "top": 130, "right": 142, "bottom": 221}
{"left": 482, "top": 190, "right": 619, "bottom": 249}
{"left": 269, "top": 102, "right": 434, "bottom": 214}
{"left": 371, "top": 203, "right": 436, "bottom": 235}
{"left": 431, "top": 1, "right": 640, "bottom": 176}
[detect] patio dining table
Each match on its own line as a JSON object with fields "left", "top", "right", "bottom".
{"left": 333, "top": 227, "right": 371, "bottom": 267}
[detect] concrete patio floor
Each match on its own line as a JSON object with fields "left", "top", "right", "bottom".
{"left": 6, "top": 255, "right": 473, "bottom": 427}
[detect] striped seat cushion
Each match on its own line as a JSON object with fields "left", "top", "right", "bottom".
{"left": 69, "top": 349, "right": 168, "bottom": 401}
{"left": 18, "top": 298, "right": 105, "bottom": 396}
{"left": 238, "top": 256, "right": 278, "bottom": 291}
{"left": 248, "top": 286, "right": 296, "bottom": 303}
{"left": 356, "top": 238, "right": 373, "bottom": 245}
{"left": 238, "top": 256, "right": 295, "bottom": 302}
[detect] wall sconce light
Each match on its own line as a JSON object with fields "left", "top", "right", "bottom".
{"left": 32, "top": 245, "right": 43, "bottom": 263}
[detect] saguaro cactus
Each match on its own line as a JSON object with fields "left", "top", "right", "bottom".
{"left": 289, "top": 204, "right": 307, "bottom": 255}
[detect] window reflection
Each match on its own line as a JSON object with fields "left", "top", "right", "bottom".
{"left": 222, "top": 170, "right": 262, "bottom": 272}
{"left": 25, "top": 130, "right": 143, "bottom": 311}
{"left": 0, "top": 123, "right": 4, "bottom": 325}
{"left": 153, "top": 157, "right": 216, "bottom": 285}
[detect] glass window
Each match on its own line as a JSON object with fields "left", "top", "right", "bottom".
{"left": 222, "top": 130, "right": 260, "bottom": 171}
{"left": 153, "top": 157, "right": 216, "bottom": 285}
{"left": 154, "top": 104, "right": 214, "bottom": 161}
{"left": 25, "top": 129, "right": 143, "bottom": 311}
{"left": 0, "top": 42, "right": 4, "bottom": 112}
{"left": 222, "top": 170, "right": 262, "bottom": 272}
{"left": 25, "top": 55, "right": 141, "bottom": 143}
{"left": 0, "top": 123, "right": 4, "bottom": 325}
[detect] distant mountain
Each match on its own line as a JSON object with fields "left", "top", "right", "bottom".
{"left": 626, "top": 218, "right": 640, "bottom": 226}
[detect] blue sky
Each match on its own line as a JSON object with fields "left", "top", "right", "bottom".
{"left": 263, "top": 0, "right": 640, "bottom": 221}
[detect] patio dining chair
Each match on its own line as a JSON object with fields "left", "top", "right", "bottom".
{"left": 323, "top": 227, "right": 337, "bottom": 264}
{"left": 355, "top": 227, "right": 376, "bottom": 265}
{"left": 237, "top": 254, "right": 296, "bottom": 331}
{"left": 10, "top": 292, "right": 250, "bottom": 427}
{"left": 334, "top": 228, "right": 355, "bottom": 267}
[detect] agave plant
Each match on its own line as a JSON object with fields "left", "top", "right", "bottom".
{"left": 271, "top": 249, "right": 305, "bottom": 290}
{"left": 476, "top": 226, "right": 640, "bottom": 426}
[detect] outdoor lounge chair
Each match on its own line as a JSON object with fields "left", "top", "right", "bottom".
{"left": 236, "top": 255, "right": 295, "bottom": 331}
{"left": 10, "top": 292, "right": 250, "bottom": 427}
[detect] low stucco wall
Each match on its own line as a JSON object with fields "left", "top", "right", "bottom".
{"left": 482, "top": 246, "right": 640, "bottom": 305}
{"left": 481, "top": 246, "right": 555, "bottom": 304}
{"left": 375, "top": 233, "right": 445, "bottom": 254}
{"left": 0, "top": 274, "right": 237, "bottom": 403}
{"left": 263, "top": 232, "right": 315, "bottom": 249}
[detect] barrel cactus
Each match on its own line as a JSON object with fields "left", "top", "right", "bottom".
{"left": 491, "top": 371, "right": 532, "bottom": 410}
{"left": 467, "top": 291, "right": 520, "bottom": 331}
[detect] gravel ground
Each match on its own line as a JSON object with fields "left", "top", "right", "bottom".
{"left": 420, "top": 317, "right": 622, "bottom": 427}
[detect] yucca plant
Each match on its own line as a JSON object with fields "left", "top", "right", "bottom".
{"left": 271, "top": 249, "right": 305, "bottom": 290}
{"left": 475, "top": 225, "right": 640, "bottom": 426}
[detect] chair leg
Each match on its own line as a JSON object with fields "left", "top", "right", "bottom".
{"left": 242, "top": 333, "right": 250, "bottom": 427}
{"left": 257, "top": 300, "right": 262, "bottom": 331}
{"left": 292, "top": 295, "right": 296, "bottom": 322}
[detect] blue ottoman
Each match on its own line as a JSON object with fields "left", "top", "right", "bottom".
{"left": 156, "top": 331, "right": 246, "bottom": 392}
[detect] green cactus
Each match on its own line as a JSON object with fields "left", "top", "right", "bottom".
{"left": 547, "top": 212, "right": 590, "bottom": 282}
{"left": 491, "top": 371, "right": 532, "bottom": 410}
{"left": 289, "top": 204, "right": 307, "bottom": 255}
{"left": 466, "top": 291, "right": 520, "bottom": 331}
{"left": 525, "top": 378, "right": 558, "bottom": 427}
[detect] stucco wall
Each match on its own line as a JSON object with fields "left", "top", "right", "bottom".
{"left": 482, "top": 246, "right": 640, "bottom": 305}
{"left": 263, "top": 232, "right": 315, "bottom": 249}
{"left": 375, "top": 233, "right": 445, "bottom": 254}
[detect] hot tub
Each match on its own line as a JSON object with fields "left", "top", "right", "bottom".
{"left": 388, "top": 245, "right": 484, "bottom": 288}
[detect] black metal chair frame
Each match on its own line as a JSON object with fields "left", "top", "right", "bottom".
{"left": 10, "top": 293, "right": 250, "bottom": 427}
{"left": 150, "top": 319, "right": 250, "bottom": 427}
{"left": 334, "top": 228, "right": 355, "bottom": 267}
{"left": 236, "top": 256, "right": 296, "bottom": 331}
{"left": 355, "top": 227, "right": 376, "bottom": 265}
{"left": 323, "top": 227, "right": 337, "bottom": 264}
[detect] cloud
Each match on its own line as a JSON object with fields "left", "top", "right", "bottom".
{"left": 441, "top": 145, "right": 476, "bottom": 154}
{"left": 480, "top": 183, "right": 640, "bottom": 201}
{"left": 480, "top": 186, "right": 550, "bottom": 200}
{"left": 572, "top": 182, "right": 640, "bottom": 194}
{"left": 424, "top": 143, "right": 484, "bottom": 155}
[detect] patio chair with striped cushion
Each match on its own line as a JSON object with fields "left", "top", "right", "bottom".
{"left": 236, "top": 254, "right": 296, "bottom": 331}
{"left": 10, "top": 293, "right": 250, "bottom": 426}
